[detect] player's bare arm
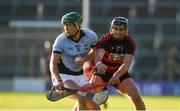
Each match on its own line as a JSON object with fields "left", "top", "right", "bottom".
{"left": 49, "top": 52, "right": 63, "bottom": 90}
{"left": 84, "top": 47, "right": 96, "bottom": 61}
{"left": 109, "top": 54, "right": 133, "bottom": 84}
{"left": 76, "top": 47, "right": 96, "bottom": 65}
{"left": 95, "top": 48, "right": 107, "bottom": 74}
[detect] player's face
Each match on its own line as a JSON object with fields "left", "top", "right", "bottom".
{"left": 63, "top": 24, "right": 79, "bottom": 36}
{"left": 111, "top": 25, "right": 126, "bottom": 39}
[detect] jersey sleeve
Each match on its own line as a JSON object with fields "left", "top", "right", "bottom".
{"left": 52, "top": 35, "right": 64, "bottom": 53}
{"left": 97, "top": 33, "right": 111, "bottom": 49}
{"left": 89, "top": 31, "right": 98, "bottom": 48}
{"left": 98, "top": 40, "right": 109, "bottom": 50}
{"left": 125, "top": 38, "right": 136, "bottom": 55}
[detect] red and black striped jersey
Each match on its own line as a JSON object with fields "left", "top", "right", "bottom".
{"left": 98, "top": 33, "right": 136, "bottom": 73}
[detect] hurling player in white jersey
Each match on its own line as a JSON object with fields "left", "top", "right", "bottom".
{"left": 49, "top": 12, "right": 100, "bottom": 110}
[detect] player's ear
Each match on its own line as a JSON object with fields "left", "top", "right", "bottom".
{"left": 78, "top": 23, "right": 81, "bottom": 28}
{"left": 75, "top": 22, "right": 81, "bottom": 29}
{"left": 125, "top": 28, "right": 128, "bottom": 36}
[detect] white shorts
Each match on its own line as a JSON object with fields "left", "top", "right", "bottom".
{"left": 52, "top": 73, "right": 89, "bottom": 87}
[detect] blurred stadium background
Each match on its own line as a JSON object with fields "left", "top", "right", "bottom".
{"left": 0, "top": 0, "right": 180, "bottom": 110}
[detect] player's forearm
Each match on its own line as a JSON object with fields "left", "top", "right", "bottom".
{"left": 83, "top": 48, "right": 95, "bottom": 62}
{"left": 49, "top": 52, "right": 62, "bottom": 82}
{"left": 50, "top": 64, "right": 62, "bottom": 82}
{"left": 114, "top": 64, "right": 129, "bottom": 78}
{"left": 114, "top": 54, "right": 133, "bottom": 77}
{"left": 95, "top": 48, "right": 105, "bottom": 64}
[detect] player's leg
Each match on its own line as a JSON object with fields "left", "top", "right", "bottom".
{"left": 116, "top": 78, "right": 146, "bottom": 110}
{"left": 78, "top": 74, "right": 101, "bottom": 110}
{"left": 90, "top": 75, "right": 111, "bottom": 109}
{"left": 67, "top": 74, "right": 100, "bottom": 110}
{"left": 102, "top": 101, "right": 108, "bottom": 109}
{"left": 83, "top": 61, "right": 93, "bottom": 80}
{"left": 73, "top": 102, "right": 78, "bottom": 111}
{"left": 86, "top": 75, "right": 106, "bottom": 110}
{"left": 52, "top": 74, "right": 89, "bottom": 110}
{"left": 63, "top": 79, "right": 88, "bottom": 110}
{"left": 72, "top": 90, "right": 101, "bottom": 110}
{"left": 82, "top": 91, "right": 101, "bottom": 110}
{"left": 82, "top": 61, "right": 102, "bottom": 110}
{"left": 90, "top": 75, "right": 106, "bottom": 92}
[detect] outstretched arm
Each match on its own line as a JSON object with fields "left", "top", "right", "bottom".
{"left": 49, "top": 52, "right": 63, "bottom": 90}
{"left": 95, "top": 48, "right": 107, "bottom": 74}
{"left": 109, "top": 54, "right": 133, "bottom": 84}
{"left": 75, "top": 47, "right": 96, "bottom": 65}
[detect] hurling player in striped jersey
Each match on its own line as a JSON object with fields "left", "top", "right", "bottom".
{"left": 90, "top": 17, "right": 146, "bottom": 110}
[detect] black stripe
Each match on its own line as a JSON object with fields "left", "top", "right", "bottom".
{"left": 57, "top": 60, "right": 83, "bottom": 76}
{"left": 102, "top": 59, "right": 122, "bottom": 67}
{"left": 53, "top": 51, "right": 62, "bottom": 54}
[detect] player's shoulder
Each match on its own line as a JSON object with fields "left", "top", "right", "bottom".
{"left": 96, "top": 33, "right": 112, "bottom": 47}
{"left": 82, "top": 28, "right": 97, "bottom": 36}
{"left": 99, "top": 33, "right": 112, "bottom": 42}
{"left": 126, "top": 35, "right": 136, "bottom": 47}
{"left": 126, "top": 35, "right": 135, "bottom": 43}
{"left": 56, "top": 33, "right": 66, "bottom": 39}
{"left": 54, "top": 33, "right": 67, "bottom": 43}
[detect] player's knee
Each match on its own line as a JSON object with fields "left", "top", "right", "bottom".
{"left": 77, "top": 95, "right": 86, "bottom": 102}
{"left": 85, "top": 98, "right": 101, "bottom": 110}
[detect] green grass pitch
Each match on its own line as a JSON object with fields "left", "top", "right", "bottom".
{"left": 0, "top": 92, "right": 180, "bottom": 110}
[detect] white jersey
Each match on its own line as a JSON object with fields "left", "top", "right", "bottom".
{"left": 53, "top": 29, "right": 98, "bottom": 74}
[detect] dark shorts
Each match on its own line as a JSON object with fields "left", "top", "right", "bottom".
{"left": 94, "top": 71, "right": 132, "bottom": 83}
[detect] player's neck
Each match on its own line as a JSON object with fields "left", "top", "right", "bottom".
{"left": 71, "top": 31, "right": 80, "bottom": 41}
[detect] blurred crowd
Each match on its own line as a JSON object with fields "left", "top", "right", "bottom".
{"left": 150, "top": 46, "right": 180, "bottom": 81}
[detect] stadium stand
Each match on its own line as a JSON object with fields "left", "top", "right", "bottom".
{"left": 0, "top": 0, "right": 179, "bottom": 83}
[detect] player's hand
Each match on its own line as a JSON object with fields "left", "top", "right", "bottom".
{"left": 55, "top": 81, "right": 64, "bottom": 91}
{"left": 109, "top": 75, "right": 120, "bottom": 85}
{"left": 75, "top": 56, "right": 84, "bottom": 65}
{"left": 95, "top": 62, "right": 107, "bottom": 74}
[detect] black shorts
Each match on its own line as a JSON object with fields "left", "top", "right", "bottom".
{"left": 94, "top": 71, "right": 132, "bottom": 83}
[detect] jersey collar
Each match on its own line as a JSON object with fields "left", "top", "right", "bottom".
{"left": 68, "top": 30, "right": 85, "bottom": 42}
